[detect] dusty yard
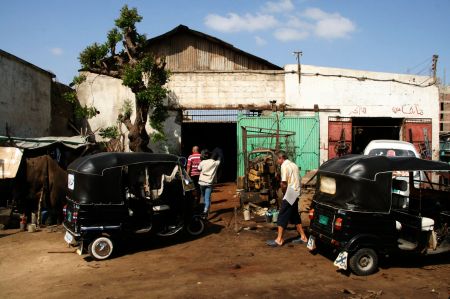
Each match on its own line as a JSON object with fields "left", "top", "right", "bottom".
{"left": 0, "top": 183, "right": 449, "bottom": 299}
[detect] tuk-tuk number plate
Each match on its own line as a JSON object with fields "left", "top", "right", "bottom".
{"left": 318, "top": 215, "right": 329, "bottom": 225}
{"left": 334, "top": 251, "right": 348, "bottom": 270}
{"left": 64, "top": 231, "right": 74, "bottom": 244}
{"left": 307, "top": 236, "right": 316, "bottom": 250}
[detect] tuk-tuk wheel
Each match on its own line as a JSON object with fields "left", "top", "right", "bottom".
{"left": 186, "top": 217, "right": 206, "bottom": 236}
{"left": 88, "top": 237, "right": 114, "bottom": 260}
{"left": 349, "top": 248, "right": 378, "bottom": 276}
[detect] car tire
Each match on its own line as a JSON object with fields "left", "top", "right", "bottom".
{"left": 186, "top": 217, "right": 205, "bottom": 236}
{"left": 88, "top": 236, "right": 114, "bottom": 260}
{"left": 349, "top": 248, "right": 378, "bottom": 276}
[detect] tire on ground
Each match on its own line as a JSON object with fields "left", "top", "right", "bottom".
{"left": 349, "top": 248, "right": 378, "bottom": 276}
{"left": 88, "top": 236, "right": 114, "bottom": 260}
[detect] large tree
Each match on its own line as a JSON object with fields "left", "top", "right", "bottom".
{"left": 76, "top": 5, "right": 169, "bottom": 152}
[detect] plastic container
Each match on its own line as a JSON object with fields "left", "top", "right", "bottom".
{"left": 272, "top": 210, "right": 279, "bottom": 223}
{"left": 265, "top": 212, "right": 273, "bottom": 223}
{"left": 243, "top": 205, "right": 251, "bottom": 221}
{"left": 27, "top": 223, "right": 36, "bottom": 233}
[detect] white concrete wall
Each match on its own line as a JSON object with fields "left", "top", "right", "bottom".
{"left": 77, "top": 72, "right": 181, "bottom": 153}
{"left": 168, "top": 71, "right": 285, "bottom": 108}
{"left": 285, "top": 64, "right": 440, "bottom": 162}
{"left": 77, "top": 71, "right": 285, "bottom": 153}
{"left": 0, "top": 54, "right": 52, "bottom": 137}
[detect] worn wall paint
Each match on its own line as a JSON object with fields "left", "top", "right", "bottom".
{"left": 168, "top": 71, "right": 285, "bottom": 108}
{"left": 77, "top": 72, "right": 181, "bottom": 153}
{"left": 284, "top": 64, "right": 440, "bottom": 162}
{"left": 0, "top": 53, "right": 52, "bottom": 137}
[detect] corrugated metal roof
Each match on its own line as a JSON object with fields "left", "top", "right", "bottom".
{"left": 146, "top": 25, "right": 282, "bottom": 71}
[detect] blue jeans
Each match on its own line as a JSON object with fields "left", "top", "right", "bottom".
{"left": 200, "top": 185, "right": 213, "bottom": 213}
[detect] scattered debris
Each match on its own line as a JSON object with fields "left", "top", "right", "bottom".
{"left": 342, "top": 288, "right": 356, "bottom": 295}
{"left": 232, "top": 264, "right": 242, "bottom": 270}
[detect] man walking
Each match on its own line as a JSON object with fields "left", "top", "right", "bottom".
{"left": 187, "top": 146, "right": 201, "bottom": 201}
{"left": 267, "top": 151, "right": 307, "bottom": 246}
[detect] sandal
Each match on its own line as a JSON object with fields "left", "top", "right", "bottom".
{"left": 266, "top": 240, "right": 283, "bottom": 247}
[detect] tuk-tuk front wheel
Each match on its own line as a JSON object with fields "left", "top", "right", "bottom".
{"left": 349, "top": 248, "right": 378, "bottom": 276}
{"left": 186, "top": 217, "right": 206, "bottom": 236}
{"left": 88, "top": 236, "right": 114, "bottom": 260}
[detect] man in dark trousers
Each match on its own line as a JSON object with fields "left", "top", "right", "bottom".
{"left": 267, "top": 151, "right": 307, "bottom": 246}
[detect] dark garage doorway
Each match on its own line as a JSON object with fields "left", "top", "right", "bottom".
{"left": 352, "top": 117, "right": 403, "bottom": 154}
{"left": 181, "top": 123, "right": 237, "bottom": 183}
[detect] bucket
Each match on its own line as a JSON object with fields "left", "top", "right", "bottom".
{"left": 265, "top": 212, "right": 273, "bottom": 223}
{"left": 27, "top": 223, "right": 36, "bottom": 233}
{"left": 243, "top": 205, "right": 250, "bottom": 221}
{"left": 272, "top": 210, "right": 279, "bottom": 223}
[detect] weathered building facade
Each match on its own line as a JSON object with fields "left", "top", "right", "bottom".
{"left": 440, "top": 85, "right": 450, "bottom": 134}
{"left": 285, "top": 64, "right": 440, "bottom": 162}
{"left": 77, "top": 25, "right": 441, "bottom": 180}
{"left": 0, "top": 50, "right": 55, "bottom": 137}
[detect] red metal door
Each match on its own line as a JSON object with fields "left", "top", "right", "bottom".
{"left": 328, "top": 117, "right": 352, "bottom": 160}
{"left": 402, "top": 119, "right": 432, "bottom": 159}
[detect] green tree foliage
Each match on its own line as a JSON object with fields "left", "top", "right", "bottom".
{"left": 63, "top": 74, "right": 98, "bottom": 121}
{"left": 77, "top": 5, "right": 170, "bottom": 152}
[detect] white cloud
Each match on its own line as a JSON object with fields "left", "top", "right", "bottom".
{"left": 204, "top": 13, "right": 278, "bottom": 33}
{"left": 262, "top": 0, "right": 294, "bottom": 13}
{"left": 204, "top": 6, "right": 356, "bottom": 43}
{"left": 254, "top": 36, "right": 267, "bottom": 46}
{"left": 302, "top": 8, "right": 356, "bottom": 39}
{"left": 274, "top": 28, "right": 309, "bottom": 41}
{"left": 50, "top": 47, "right": 63, "bottom": 56}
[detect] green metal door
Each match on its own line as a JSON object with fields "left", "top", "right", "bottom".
{"left": 237, "top": 112, "right": 319, "bottom": 177}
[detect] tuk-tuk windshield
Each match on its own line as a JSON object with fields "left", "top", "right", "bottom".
{"left": 315, "top": 173, "right": 392, "bottom": 212}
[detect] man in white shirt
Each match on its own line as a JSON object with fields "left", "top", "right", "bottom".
{"left": 197, "top": 150, "right": 221, "bottom": 214}
{"left": 267, "top": 151, "right": 307, "bottom": 246}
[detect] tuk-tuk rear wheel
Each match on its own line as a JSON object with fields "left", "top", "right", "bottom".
{"left": 186, "top": 217, "right": 206, "bottom": 236}
{"left": 349, "top": 248, "right": 378, "bottom": 276}
{"left": 88, "top": 236, "right": 114, "bottom": 260}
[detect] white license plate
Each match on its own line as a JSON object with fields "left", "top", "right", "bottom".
{"left": 64, "top": 231, "right": 74, "bottom": 244}
{"left": 334, "top": 251, "right": 348, "bottom": 270}
{"left": 307, "top": 235, "right": 316, "bottom": 250}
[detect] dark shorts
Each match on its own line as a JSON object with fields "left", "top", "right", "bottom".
{"left": 277, "top": 199, "right": 300, "bottom": 229}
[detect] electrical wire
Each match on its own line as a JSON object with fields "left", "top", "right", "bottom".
{"left": 171, "top": 69, "right": 436, "bottom": 88}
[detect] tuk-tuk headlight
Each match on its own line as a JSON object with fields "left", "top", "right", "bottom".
{"left": 320, "top": 176, "right": 336, "bottom": 195}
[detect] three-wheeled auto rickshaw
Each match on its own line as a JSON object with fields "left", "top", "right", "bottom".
{"left": 307, "top": 155, "right": 450, "bottom": 275}
{"left": 63, "top": 152, "right": 206, "bottom": 260}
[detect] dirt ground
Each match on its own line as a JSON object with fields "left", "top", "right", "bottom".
{"left": 0, "top": 183, "right": 449, "bottom": 299}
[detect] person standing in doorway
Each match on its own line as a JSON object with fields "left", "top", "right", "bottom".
{"left": 198, "top": 149, "right": 220, "bottom": 215}
{"left": 267, "top": 151, "right": 307, "bottom": 246}
{"left": 187, "top": 146, "right": 201, "bottom": 201}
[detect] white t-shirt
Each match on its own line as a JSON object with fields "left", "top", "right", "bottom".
{"left": 281, "top": 159, "right": 301, "bottom": 193}
{"left": 198, "top": 159, "right": 221, "bottom": 186}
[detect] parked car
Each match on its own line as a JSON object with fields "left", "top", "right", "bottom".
{"left": 363, "top": 139, "right": 420, "bottom": 158}
{"left": 63, "top": 152, "right": 206, "bottom": 260}
{"left": 307, "top": 155, "right": 450, "bottom": 275}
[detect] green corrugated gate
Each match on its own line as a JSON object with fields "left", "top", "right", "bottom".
{"left": 237, "top": 112, "right": 320, "bottom": 177}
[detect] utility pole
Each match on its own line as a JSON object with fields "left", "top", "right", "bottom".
{"left": 293, "top": 51, "right": 303, "bottom": 84}
{"left": 432, "top": 54, "right": 439, "bottom": 81}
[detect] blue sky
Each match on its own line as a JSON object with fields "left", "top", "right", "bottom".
{"left": 1, "top": 0, "right": 449, "bottom": 85}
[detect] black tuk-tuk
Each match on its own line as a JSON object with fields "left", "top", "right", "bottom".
{"left": 307, "top": 155, "right": 450, "bottom": 275}
{"left": 63, "top": 152, "right": 206, "bottom": 260}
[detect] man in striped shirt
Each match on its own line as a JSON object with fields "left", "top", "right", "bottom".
{"left": 187, "top": 146, "right": 201, "bottom": 201}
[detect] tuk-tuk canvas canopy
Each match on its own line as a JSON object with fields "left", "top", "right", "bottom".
{"left": 316, "top": 155, "right": 450, "bottom": 213}
{"left": 0, "top": 135, "right": 89, "bottom": 150}
{"left": 69, "top": 152, "right": 179, "bottom": 175}
{"left": 319, "top": 155, "right": 450, "bottom": 181}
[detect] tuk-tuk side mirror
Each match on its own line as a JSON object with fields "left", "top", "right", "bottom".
{"left": 392, "top": 179, "right": 408, "bottom": 191}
